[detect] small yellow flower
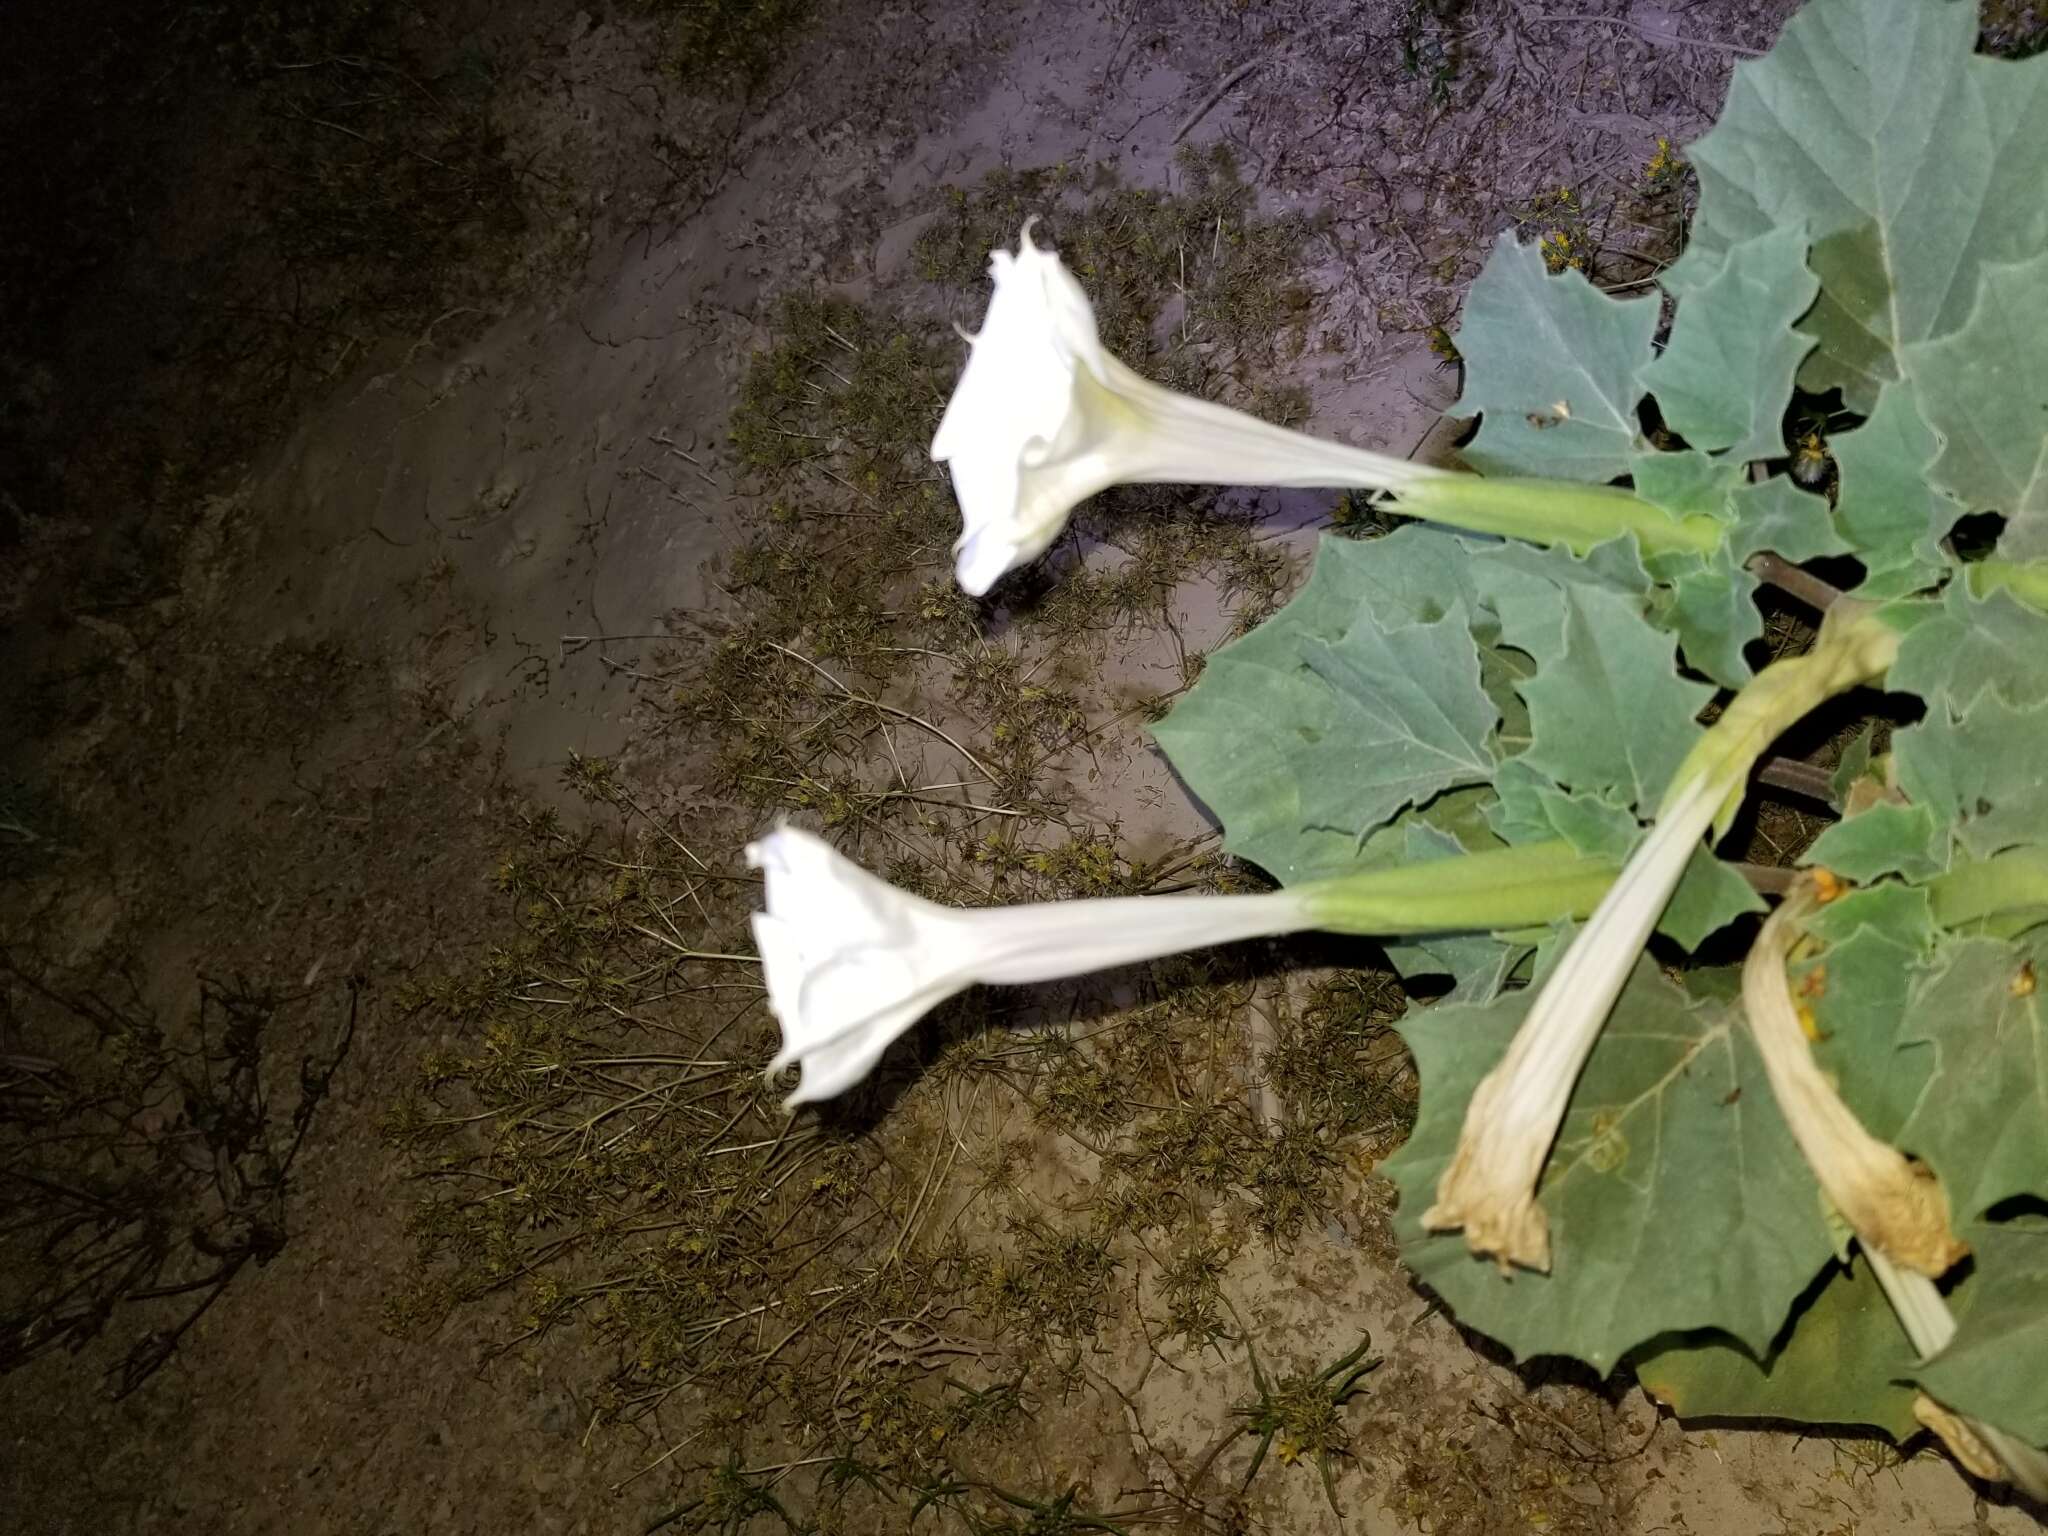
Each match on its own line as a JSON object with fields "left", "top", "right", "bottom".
{"left": 1645, "top": 137, "right": 1681, "bottom": 186}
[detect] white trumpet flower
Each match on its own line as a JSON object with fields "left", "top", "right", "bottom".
{"left": 747, "top": 826, "right": 1618, "bottom": 1110}
{"left": 1424, "top": 603, "right": 1904, "bottom": 1270}
{"left": 748, "top": 825, "right": 1324, "bottom": 1107}
{"left": 930, "top": 224, "right": 1450, "bottom": 596}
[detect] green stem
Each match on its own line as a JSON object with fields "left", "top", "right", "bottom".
{"left": 1965, "top": 558, "right": 2048, "bottom": 613}
{"left": 1393, "top": 475, "right": 1723, "bottom": 558}
{"left": 1301, "top": 838, "right": 1619, "bottom": 937}
{"left": 1669, "top": 599, "right": 1904, "bottom": 835}
{"left": 1928, "top": 847, "right": 2048, "bottom": 939}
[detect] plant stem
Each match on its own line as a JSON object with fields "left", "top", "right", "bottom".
{"left": 1966, "top": 558, "right": 2048, "bottom": 612}
{"left": 1303, "top": 838, "right": 1617, "bottom": 936}
{"left": 1396, "top": 475, "right": 1723, "bottom": 558}
{"left": 1755, "top": 756, "right": 1837, "bottom": 805}
{"left": 1747, "top": 551, "right": 1842, "bottom": 611}
{"left": 1927, "top": 846, "right": 2048, "bottom": 937}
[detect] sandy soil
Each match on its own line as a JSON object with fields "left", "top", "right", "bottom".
{"left": 3, "top": 1, "right": 2043, "bottom": 1532}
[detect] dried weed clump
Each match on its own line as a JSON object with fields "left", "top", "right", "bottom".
{"left": 0, "top": 965, "right": 357, "bottom": 1397}
{"left": 384, "top": 157, "right": 1432, "bottom": 1530}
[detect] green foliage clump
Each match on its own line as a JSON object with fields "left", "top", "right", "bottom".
{"left": 1146, "top": 0, "right": 2048, "bottom": 1480}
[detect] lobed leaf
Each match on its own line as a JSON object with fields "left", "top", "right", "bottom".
{"left": 1802, "top": 920, "right": 1934, "bottom": 1142}
{"left": 1917, "top": 1217, "right": 2048, "bottom": 1445}
{"left": 1725, "top": 476, "right": 1847, "bottom": 566}
{"left": 1827, "top": 384, "right": 1957, "bottom": 597}
{"left": 1894, "top": 690, "right": 2048, "bottom": 861}
{"left": 1802, "top": 802, "right": 1947, "bottom": 884}
{"left": 1895, "top": 933, "right": 2048, "bottom": 1221}
{"left": 1907, "top": 249, "right": 2048, "bottom": 561}
{"left": 1634, "top": 1259, "right": 1922, "bottom": 1440}
{"left": 1292, "top": 604, "right": 1499, "bottom": 846}
{"left": 1887, "top": 580, "right": 2048, "bottom": 716}
{"left": 1641, "top": 223, "right": 1819, "bottom": 463}
{"left": 1509, "top": 584, "right": 1713, "bottom": 810}
{"left": 1150, "top": 528, "right": 1485, "bottom": 884}
{"left": 1667, "top": 0, "right": 2048, "bottom": 411}
{"left": 1450, "top": 235, "right": 1658, "bottom": 482}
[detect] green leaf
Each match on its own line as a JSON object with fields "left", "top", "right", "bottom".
{"left": 1888, "top": 581, "right": 2048, "bottom": 715}
{"left": 1802, "top": 802, "right": 1947, "bottom": 882}
{"left": 1451, "top": 235, "right": 1658, "bottom": 482}
{"left": 1895, "top": 933, "right": 2048, "bottom": 1220}
{"left": 1290, "top": 605, "right": 1500, "bottom": 845}
{"left": 1644, "top": 1218, "right": 2048, "bottom": 1448}
{"left": 1667, "top": 0, "right": 2048, "bottom": 410}
{"left": 1828, "top": 384, "right": 1957, "bottom": 595}
{"left": 1307, "top": 526, "right": 1483, "bottom": 628}
{"left": 1511, "top": 585, "right": 1714, "bottom": 809}
{"left": 1628, "top": 453, "right": 1762, "bottom": 686}
{"left": 1465, "top": 537, "right": 1651, "bottom": 681}
{"left": 1804, "top": 922, "right": 1934, "bottom": 1140}
{"left": 1486, "top": 760, "right": 1634, "bottom": 856}
{"left": 1726, "top": 476, "right": 1848, "bottom": 565}
{"left": 1631, "top": 449, "right": 1744, "bottom": 525}
{"left": 1907, "top": 250, "right": 2048, "bottom": 560}
{"left": 1656, "top": 546, "right": 1762, "bottom": 688}
{"left": 1383, "top": 960, "right": 1833, "bottom": 1372}
{"left": 1894, "top": 690, "right": 2048, "bottom": 860}
{"left": 1829, "top": 725, "right": 1875, "bottom": 808}
{"left": 1917, "top": 1217, "right": 2048, "bottom": 1444}
{"left": 1634, "top": 1259, "right": 1921, "bottom": 1440}
{"left": 1157, "top": 528, "right": 1726, "bottom": 894}
{"left": 1800, "top": 882, "right": 1936, "bottom": 951}
{"left": 1642, "top": 224, "right": 1819, "bottom": 461}
{"left": 1153, "top": 529, "right": 1485, "bottom": 885}
{"left": 1662, "top": 851, "right": 1766, "bottom": 953}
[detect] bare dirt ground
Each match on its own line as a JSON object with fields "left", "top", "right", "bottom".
{"left": 4, "top": 1, "right": 2043, "bottom": 1532}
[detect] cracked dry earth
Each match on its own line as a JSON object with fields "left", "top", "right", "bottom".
{"left": 2, "top": 1, "right": 2042, "bottom": 1533}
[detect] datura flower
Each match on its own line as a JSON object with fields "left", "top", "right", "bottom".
{"left": 1422, "top": 767, "right": 1729, "bottom": 1268}
{"left": 1741, "top": 876, "right": 1966, "bottom": 1276}
{"left": 749, "top": 824, "right": 1327, "bottom": 1106}
{"left": 1745, "top": 876, "right": 2046, "bottom": 1501}
{"left": 1425, "top": 602, "right": 1904, "bottom": 1270}
{"left": 748, "top": 826, "right": 1617, "bottom": 1109}
{"left": 930, "top": 226, "right": 1722, "bottom": 597}
{"left": 930, "top": 223, "right": 1449, "bottom": 596}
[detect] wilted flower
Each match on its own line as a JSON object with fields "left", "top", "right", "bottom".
{"left": 1423, "top": 766, "right": 1728, "bottom": 1268}
{"left": 1740, "top": 876, "right": 1966, "bottom": 1276}
{"left": 1424, "top": 603, "right": 1904, "bottom": 1270}
{"left": 1745, "top": 879, "right": 2042, "bottom": 1499}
